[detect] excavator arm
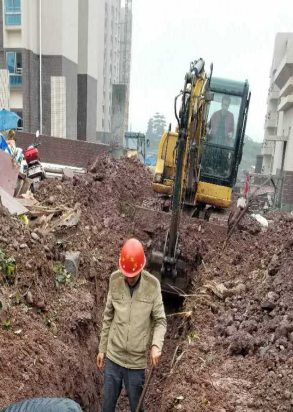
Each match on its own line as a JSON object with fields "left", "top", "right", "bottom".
{"left": 151, "top": 59, "right": 213, "bottom": 293}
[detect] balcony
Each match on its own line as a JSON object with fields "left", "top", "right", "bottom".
{"left": 5, "top": 13, "right": 21, "bottom": 26}
{"left": 267, "top": 85, "right": 279, "bottom": 102}
{"left": 262, "top": 145, "right": 274, "bottom": 156}
{"left": 274, "top": 53, "right": 293, "bottom": 90}
{"left": 278, "top": 95, "right": 293, "bottom": 112}
{"left": 280, "top": 76, "right": 293, "bottom": 98}
{"left": 265, "top": 113, "right": 278, "bottom": 129}
{"left": 266, "top": 134, "right": 288, "bottom": 142}
{"left": 9, "top": 74, "right": 22, "bottom": 88}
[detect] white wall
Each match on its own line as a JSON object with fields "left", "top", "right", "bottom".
{"left": 78, "top": 0, "right": 88, "bottom": 75}
{"left": 40, "top": 0, "right": 63, "bottom": 56}
{"left": 96, "top": 0, "right": 105, "bottom": 132}
{"left": 61, "top": 0, "right": 78, "bottom": 64}
{"left": 87, "top": 0, "right": 99, "bottom": 79}
{"left": 41, "top": 0, "right": 78, "bottom": 63}
{"left": 21, "top": 0, "right": 39, "bottom": 54}
{"left": 10, "top": 89, "right": 23, "bottom": 109}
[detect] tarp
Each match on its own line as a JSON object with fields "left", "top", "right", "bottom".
{"left": 0, "top": 134, "right": 12, "bottom": 154}
{"left": 0, "top": 150, "right": 20, "bottom": 196}
{"left": 0, "top": 109, "right": 21, "bottom": 131}
{"left": 145, "top": 157, "right": 157, "bottom": 166}
{"left": 1, "top": 398, "right": 83, "bottom": 412}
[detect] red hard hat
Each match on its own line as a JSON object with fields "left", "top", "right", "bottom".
{"left": 119, "top": 238, "right": 146, "bottom": 278}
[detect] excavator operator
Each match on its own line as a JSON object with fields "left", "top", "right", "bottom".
{"left": 207, "top": 95, "right": 235, "bottom": 146}
{"left": 97, "top": 238, "right": 167, "bottom": 412}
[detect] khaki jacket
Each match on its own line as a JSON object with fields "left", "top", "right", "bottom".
{"left": 99, "top": 270, "right": 167, "bottom": 369}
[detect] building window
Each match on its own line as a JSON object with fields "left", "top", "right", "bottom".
{"left": 12, "top": 109, "right": 23, "bottom": 129}
{"left": 6, "top": 51, "right": 22, "bottom": 87}
{"left": 5, "top": 0, "right": 21, "bottom": 26}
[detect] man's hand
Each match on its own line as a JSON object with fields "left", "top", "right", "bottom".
{"left": 150, "top": 345, "right": 161, "bottom": 366}
{"left": 97, "top": 353, "right": 105, "bottom": 371}
{"left": 227, "top": 132, "right": 233, "bottom": 139}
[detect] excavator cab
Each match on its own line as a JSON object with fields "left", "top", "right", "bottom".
{"left": 196, "top": 77, "right": 251, "bottom": 210}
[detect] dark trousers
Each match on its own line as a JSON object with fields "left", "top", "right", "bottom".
{"left": 102, "top": 358, "right": 145, "bottom": 412}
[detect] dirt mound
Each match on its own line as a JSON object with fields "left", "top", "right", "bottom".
{"left": 0, "top": 156, "right": 159, "bottom": 412}
{"left": 159, "top": 215, "right": 293, "bottom": 412}
{"left": 1, "top": 154, "right": 293, "bottom": 412}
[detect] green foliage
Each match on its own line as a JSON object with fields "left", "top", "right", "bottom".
{"left": 239, "top": 135, "right": 262, "bottom": 173}
{"left": 53, "top": 263, "right": 72, "bottom": 287}
{"left": 146, "top": 112, "right": 167, "bottom": 155}
{"left": 187, "top": 331, "right": 200, "bottom": 344}
{"left": 2, "top": 320, "right": 11, "bottom": 330}
{"left": 0, "top": 249, "right": 17, "bottom": 285}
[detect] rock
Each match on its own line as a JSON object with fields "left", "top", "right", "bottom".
{"left": 229, "top": 331, "right": 255, "bottom": 356}
{"left": 268, "top": 292, "right": 279, "bottom": 301}
{"left": 284, "top": 390, "right": 291, "bottom": 400}
{"left": 261, "top": 302, "right": 276, "bottom": 312}
{"left": 231, "top": 283, "right": 246, "bottom": 295}
{"left": 147, "top": 239, "right": 152, "bottom": 248}
{"left": 62, "top": 169, "right": 74, "bottom": 181}
{"left": 64, "top": 251, "right": 81, "bottom": 277}
{"left": 48, "top": 196, "right": 56, "bottom": 205}
{"left": 26, "top": 291, "right": 33, "bottom": 304}
{"left": 0, "top": 295, "right": 8, "bottom": 321}
{"left": 56, "top": 185, "right": 63, "bottom": 192}
{"left": 12, "top": 241, "right": 19, "bottom": 251}
{"left": 0, "top": 236, "right": 8, "bottom": 244}
{"left": 89, "top": 268, "right": 96, "bottom": 278}
{"left": 20, "top": 243, "right": 28, "bottom": 249}
{"left": 35, "top": 300, "right": 45, "bottom": 310}
{"left": 31, "top": 232, "right": 40, "bottom": 241}
{"left": 226, "top": 325, "right": 237, "bottom": 336}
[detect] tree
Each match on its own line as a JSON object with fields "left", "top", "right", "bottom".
{"left": 146, "top": 113, "right": 167, "bottom": 156}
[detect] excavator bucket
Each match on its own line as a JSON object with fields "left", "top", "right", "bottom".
{"left": 134, "top": 206, "right": 190, "bottom": 294}
{"left": 150, "top": 250, "right": 189, "bottom": 294}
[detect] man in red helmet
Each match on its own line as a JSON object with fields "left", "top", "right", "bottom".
{"left": 97, "top": 238, "right": 167, "bottom": 412}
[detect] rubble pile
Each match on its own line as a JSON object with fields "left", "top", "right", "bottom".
{"left": 1, "top": 154, "right": 293, "bottom": 412}
{"left": 159, "top": 214, "right": 293, "bottom": 412}
{"left": 0, "top": 155, "right": 159, "bottom": 411}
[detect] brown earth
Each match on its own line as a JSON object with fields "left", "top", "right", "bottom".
{"left": 0, "top": 155, "right": 293, "bottom": 412}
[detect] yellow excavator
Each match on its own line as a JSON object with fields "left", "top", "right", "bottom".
{"left": 151, "top": 59, "right": 251, "bottom": 293}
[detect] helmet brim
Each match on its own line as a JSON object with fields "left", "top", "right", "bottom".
{"left": 119, "top": 256, "right": 146, "bottom": 278}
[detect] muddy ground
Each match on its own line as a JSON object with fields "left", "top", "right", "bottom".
{"left": 1, "top": 155, "right": 293, "bottom": 412}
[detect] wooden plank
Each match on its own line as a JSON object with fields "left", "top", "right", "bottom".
{"left": 0, "top": 187, "right": 28, "bottom": 216}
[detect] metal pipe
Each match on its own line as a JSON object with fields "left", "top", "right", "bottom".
{"left": 39, "top": 0, "right": 43, "bottom": 135}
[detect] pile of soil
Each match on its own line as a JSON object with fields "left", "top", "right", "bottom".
{"left": 159, "top": 214, "right": 293, "bottom": 412}
{"left": 1, "top": 154, "right": 293, "bottom": 412}
{"left": 0, "top": 156, "right": 159, "bottom": 411}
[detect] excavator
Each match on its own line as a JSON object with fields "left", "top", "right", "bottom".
{"left": 150, "top": 59, "right": 251, "bottom": 293}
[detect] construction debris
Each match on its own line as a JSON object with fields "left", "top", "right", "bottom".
{"left": 0, "top": 188, "right": 28, "bottom": 216}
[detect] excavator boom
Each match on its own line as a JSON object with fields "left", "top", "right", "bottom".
{"left": 151, "top": 59, "right": 212, "bottom": 293}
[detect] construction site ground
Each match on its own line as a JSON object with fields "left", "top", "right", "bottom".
{"left": 1, "top": 155, "right": 293, "bottom": 412}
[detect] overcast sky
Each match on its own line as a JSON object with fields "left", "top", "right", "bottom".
{"left": 128, "top": 0, "right": 293, "bottom": 142}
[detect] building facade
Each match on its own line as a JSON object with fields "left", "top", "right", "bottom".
{"left": 261, "top": 33, "right": 293, "bottom": 211}
{"left": 0, "top": 0, "right": 129, "bottom": 144}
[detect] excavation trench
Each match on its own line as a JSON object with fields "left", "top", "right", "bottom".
{"left": 92, "top": 295, "right": 184, "bottom": 412}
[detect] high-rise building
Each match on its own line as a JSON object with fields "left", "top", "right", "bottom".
{"left": 119, "top": 1, "right": 132, "bottom": 133}
{"left": 0, "top": 0, "right": 129, "bottom": 144}
{"left": 262, "top": 33, "right": 293, "bottom": 211}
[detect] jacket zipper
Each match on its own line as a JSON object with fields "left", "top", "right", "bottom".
{"left": 125, "top": 284, "right": 133, "bottom": 354}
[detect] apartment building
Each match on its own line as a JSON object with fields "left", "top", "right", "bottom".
{"left": 262, "top": 33, "right": 293, "bottom": 210}
{"left": 0, "top": 0, "right": 126, "bottom": 144}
